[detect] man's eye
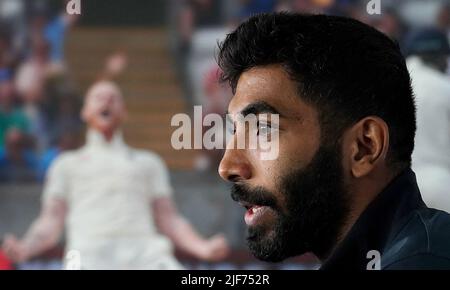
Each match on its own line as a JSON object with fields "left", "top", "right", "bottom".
{"left": 226, "top": 122, "right": 236, "bottom": 135}
{"left": 257, "top": 122, "right": 271, "bottom": 136}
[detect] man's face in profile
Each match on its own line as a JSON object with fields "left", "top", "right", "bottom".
{"left": 219, "top": 64, "right": 351, "bottom": 262}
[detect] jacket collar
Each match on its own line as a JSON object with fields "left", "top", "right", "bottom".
{"left": 320, "top": 168, "right": 426, "bottom": 270}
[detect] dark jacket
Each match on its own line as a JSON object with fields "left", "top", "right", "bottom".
{"left": 320, "top": 168, "right": 450, "bottom": 270}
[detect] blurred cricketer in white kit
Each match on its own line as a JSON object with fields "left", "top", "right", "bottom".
{"left": 2, "top": 81, "right": 230, "bottom": 269}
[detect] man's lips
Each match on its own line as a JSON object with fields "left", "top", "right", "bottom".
{"left": 239, "top": 201, "right": 271, "bottom": 226}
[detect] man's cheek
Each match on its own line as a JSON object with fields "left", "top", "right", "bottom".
{"left": 246, "top": 150, "right": 274, "bottom": 183}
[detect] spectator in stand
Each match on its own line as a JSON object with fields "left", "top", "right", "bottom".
{"left": 0, "top": 71, "right": 29, "bottom": 148}
{"left": 14, "top": 36, "right": 51, "bottom": 153}
{"left": 0, "top": 127, "right": 38, "bottom": 183}
{"left": 437, "top": 3, "right": 450, "bottom": 34}
{"left": 43, "top": 1, "right": 79, "bottom": 66}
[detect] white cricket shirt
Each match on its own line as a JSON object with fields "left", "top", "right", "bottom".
{"left": 42, "top": 129, "right": 182, "bottom": 269}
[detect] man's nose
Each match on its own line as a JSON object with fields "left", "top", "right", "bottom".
{"left": 218, "top": 148, "right": 252, "bottom": 183}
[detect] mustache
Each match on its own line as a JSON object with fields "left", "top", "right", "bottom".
{"left": 231, "top": 183, "right": 278, "bottom": 209}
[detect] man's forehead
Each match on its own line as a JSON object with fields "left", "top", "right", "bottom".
{"left": 228, "top": 65, "right": 302, "bottom": 118}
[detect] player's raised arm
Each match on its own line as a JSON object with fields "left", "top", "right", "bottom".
{"left": 2, "top": 197, "right": 67, "bottom": 263}
{"left": 152, "top": 196, "right": 230, "bottom": 263}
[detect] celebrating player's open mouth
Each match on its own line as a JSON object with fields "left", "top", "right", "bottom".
{"left": 100, "top": 108, "right": 111, "bottom": 119}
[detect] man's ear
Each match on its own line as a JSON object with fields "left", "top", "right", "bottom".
{"left": 347, "top": 116, "right": 389, "bottom": 178}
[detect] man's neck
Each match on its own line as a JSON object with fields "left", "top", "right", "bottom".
{"left": 321, "top": 168, "right": 399, "bottom": 261}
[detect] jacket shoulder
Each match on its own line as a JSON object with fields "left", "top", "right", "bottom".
{"left": 382, "top": 208, "right": 450, "bottom": 269}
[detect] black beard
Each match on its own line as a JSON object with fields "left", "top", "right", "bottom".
{"left": 231, "top": 143, "right": 350, "bottom": 262}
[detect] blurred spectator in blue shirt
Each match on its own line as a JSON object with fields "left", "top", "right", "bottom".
{"left": 0, "top": 127, "right": 38, "bottom": 183}
{"left": 43, "top": 3, "right": 79, "bottom": 65}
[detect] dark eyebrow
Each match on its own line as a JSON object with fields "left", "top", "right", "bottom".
{"left": 226, "top": 101, "right": 282, "bottom": 118}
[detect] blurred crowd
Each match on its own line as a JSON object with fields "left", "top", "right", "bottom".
{"left": 0, "top": 0, "right": 82, "bottom": 183}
